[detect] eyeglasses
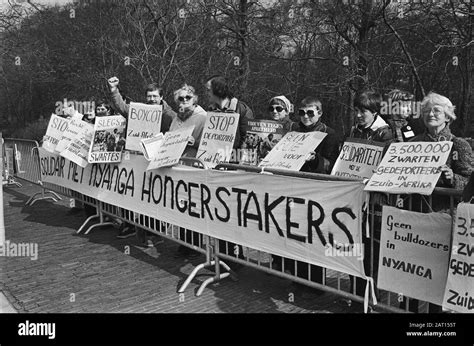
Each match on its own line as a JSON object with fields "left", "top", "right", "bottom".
{"left": 298, "top": 109, "right": 317, "bottom": 117}
{"left": 422, "top": 107, "right": 444, "bottom": 116}
{"left": 268, "top": 106, "right": 285, "bottom": 113}
{"left": 178, "top": 95, "right": 193, "bottom": 102}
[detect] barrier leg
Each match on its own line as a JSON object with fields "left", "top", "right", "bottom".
{"left": 178, "top": 236, "right": 213, "bottom": 294}
{"left": 77, "top": 204, "right": 114, "bottom": 235}
{"left": 26, "top": 188, "right": 60, "bottom": 206}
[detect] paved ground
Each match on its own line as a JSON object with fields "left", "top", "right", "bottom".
{"left": 0, "top": 183, "right": 359, "bottom": 313}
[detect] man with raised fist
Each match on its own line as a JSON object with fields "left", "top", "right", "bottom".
{"left": 107, "top": 76, "right": 176, "bottom": 133}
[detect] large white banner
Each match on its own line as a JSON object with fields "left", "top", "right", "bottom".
{"left": 442, "top": 203, "right": 474, "bottom": 313}
{"left": 365, "top": 142, "right": 452, "bottom": 195}
{"left": 126, "top": 102, "right": 162, "bottom": 151}
{"left": 378, "top": 206, "right": 452, "bottom": 306}
{"left": 39, "top": 148, "right": 367, "bottom": 278}
{"left": 331, "top": 139, "right": 384, "bottom": 180}
{"left": 197, "top": 112, "right": 240, "bottom": 168}
{"left": 259, "top": 131, "right": 327, "bottom": 171}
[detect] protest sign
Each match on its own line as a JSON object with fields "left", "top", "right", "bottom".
{"left": 39, "top": 147, "right": 367, "bottom": 278}
{"left": 126, "top": 102, "right": 163, "bottom": 151}
{"left": 55, "top": 118, "right": 89, "bottom": 153}
{"left": 240, "top": 120, "right": 288, "bottom": 165}
{"left": 88, "top": 115, "right": 127, "bottom": 164}
{"left": 365, "top": 141, "right": 453, "bottom": 195}
{"left": 442, "top": 203, "right": 474, "bottom": 313}
{"left": 60, "top": 121, "right": 94, "bottom": 168}
{"left": 197, "top": 112, "right": 240, "bottom": 168}
{"left": 331, "top": 139, "right": 385, "bottom": 180}
{"left": 258, "top": 131, "right": 327, "bottom": 171}
{"left": 140, "top": 134, "right": 164, "bottom": 161}
{"left": 146, "top": 126, "right": 194, "bottom": 170}
{"left": 378, "top": 206, "right": 451, "bottom": 305}
{"left": 42, "top": 114, "right": 69, "bottom": 153}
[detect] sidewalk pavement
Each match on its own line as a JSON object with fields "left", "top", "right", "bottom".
{"left": 0, "top": 183, "right": 359, "bottom": 313}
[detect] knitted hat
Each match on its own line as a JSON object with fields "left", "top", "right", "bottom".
{"left": 269, "top": 95, "right": 292, "bottom": 113}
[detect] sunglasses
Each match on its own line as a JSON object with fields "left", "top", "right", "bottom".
{"left": 298, "top": 109, "right": 317, "bottom": 117}
{"left": 178, "top": 95, "right": 193, "bottom": 102}
{"left": 268, "top": 106, "right": 285, "bottom": 113}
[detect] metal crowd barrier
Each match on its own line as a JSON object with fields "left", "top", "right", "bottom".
{"left": 8, "top": 139, "right": 461, "bottom": 313}
{"left": 213, "top": 163, "right": 462, "bottom": 313}
{"left": 3, "top": 139, "right": 63, "bottom": 205}
{"left": 75, "top": 157, "right": 235, "bottom": 296}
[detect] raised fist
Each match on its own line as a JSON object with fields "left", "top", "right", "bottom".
{"left": 108, "top": 76, "right": 119, "bottom": 92}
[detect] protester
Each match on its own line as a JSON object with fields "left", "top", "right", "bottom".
{"left": 108, "top": 77, "right": 176, "bottom": 133}
{"left": 384, "top": 89, "right": 422, "bottom": 142}
{"left": 410, "top": 92, "right": 473, "bottom": 190}
{"left": 271, "top": 96, "right": 339, "bottom": 297}
{"left": 107, "top": 77, "right": 175, "bottom": 245}
{"left": 265, "top": 95, "right": 294, "bottom": 132}
{"left": 346, "top": 91, "right": 393, "bottom": 309}
{"left": 347, "top": 91, "right": 394, "bottom": 145}
{"left": 292, "top": 96, "right": 340, "bottom": 173}
{"left": 205, "top": 75, "right": 254, "bottom": 265}
{"left": 205, "top": 75, "right": 254, "bottom": 149}
{"left": 171, "top": 84, "right": 207, "bottom": 258}
{"left": 170, "top": 84, "right": 207, "bottom": 157}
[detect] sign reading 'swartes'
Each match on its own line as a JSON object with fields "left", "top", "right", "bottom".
{"left": 331, "top": 139, "right": 384, "bottom": 180}
{"left": 378, "top": 206, "right": 451, "bottom": 306}
{"left": 365, "top": 141, "right": 453, "bottom": 195}
{"left": 126, "top": 102, "right": 162, "bottom": 152}
{"left": 442, "top": 203, "right": 474, "bottom": 313}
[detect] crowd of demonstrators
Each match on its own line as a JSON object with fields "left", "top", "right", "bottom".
{"left": 54, "top": 77, "right": 474, "bottom": 309}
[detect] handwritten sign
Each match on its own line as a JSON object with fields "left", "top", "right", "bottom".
{"left": 331, "top": 139, "right": 384, "bottom": 180}
{"left": 60, "top": 122, "right": 94, "bottom": 168}
{"left": 55, "top": 118, "right": 90, "bottom": 153}
{"left": 258, "top": 131, "right": 327, "bottom": 171}
{"left": 147, "top": 126, "right": 195, "bottom": 170}
{"left": 126, "top": 102, "right": 162, "bottom": 151}
{"left": 197, "top": 112, "right": 240, "bottom": 168}
{"left": 140, "top": 134, "right": 164, "bottom": 161}
{"left": 241, "top": 120, "right": 287, "bottom": 165}
{"left": 442, "top": 203, "right": 474, "bottom": 313}
{"left": 378, "top": 206, "right": 451, "bottom": 306}
{"left": 88, "top": 115, "right": 127, "bottom": 164}
{"left": 365, "top": 141, "right": 453, "bottom": 195}
{"left": 42, "top": 114, "right": 69, "bottom": 153}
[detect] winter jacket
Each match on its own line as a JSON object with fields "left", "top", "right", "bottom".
{"left": 348, "top": 115, "right": 394, "bottom": 145}
{"left": 169, "top": 105, "right": 207, "bottom": 158}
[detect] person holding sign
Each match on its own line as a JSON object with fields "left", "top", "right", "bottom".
{"left": 205, "top": 75, "right": 254, "bottom": 149}
{"left": 291, "top": 96, "right": 339, "bottom": 174}
{"left": 410, "top": 92, "right": 473, "bottom": 190}
{"left": 107, "top": 77, "right": 176, "bottom": 133}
